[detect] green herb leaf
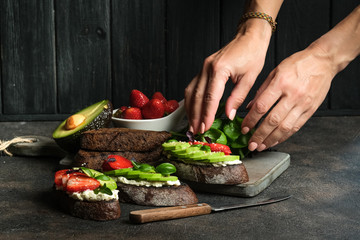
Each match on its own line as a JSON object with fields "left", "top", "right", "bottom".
{"left": 94, "top": 183, "right": 113, "bottom": 196}
{"left": 95, "top": 174, "right": 111, "bottom": 181}
{"left": 155, "top": 163, "right": 176, "bottom": 177}
{"left": 223, "top": 120, "right": 241, "bottom": 141}
{"left": 131, "top": 160, "right": 141, "bottom": 170}
{"left": 199, "top": 128, "right": 227, "bottom": 145}
{"left": 200, "top": 145, "right": 211, "bottom": 152}
{"left": 211, "top": 118, "right": 223, "bottom": 129}
{"left": 80, "top": 167, "right": 94, "bottom": 178}
{"left": 138, "top": 164, "right": 155, "bottom": 173}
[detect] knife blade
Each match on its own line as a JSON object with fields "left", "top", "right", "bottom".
{"left": 129, "top": 195, "right": 291, "bottom": 224}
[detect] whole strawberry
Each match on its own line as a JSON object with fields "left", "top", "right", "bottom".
{"left": 165, "top": 100, "right": 179, "bottom": 114}
{"left": 121, "top": 107, "right": 142, "bottom": 119}
{"left": 142, "top": 99, "right": 165, "bottom": 119}
{"left": 102, "top": 155, "right": 133, "bottom": 171}
{"left": 130, "top": 89, "right": 149, "bottom": 108}
{"left": 113, "top": 106, "right": 128, "bottom": 118}
{"left": 152, "top": 92, "right": 167, "bottom": 104}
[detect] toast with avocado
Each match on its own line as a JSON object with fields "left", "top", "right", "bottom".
{"left": 162, "top": 140, "right": 249, "bottom": 185}
{"left": 103, "top": 155, "right": 198, "bottom": 206}
{"left": 53, "top": 167, "right": 121, "bottom": 221}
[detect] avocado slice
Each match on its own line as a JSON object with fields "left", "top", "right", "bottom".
{"left": 201, "top": 155, "right": 240, "bottom": 163}
{"left": 150, "top": 175, "right": 178, "bottom": 182}
{"left": 189, "top": 151, "right": 225, "bottom": 161}
{"left": 104, "top": 168, "right": 133, "bottom": 176}
{"left": 162, "top": 141, "right": 190, "bottom": 151}
{"left": 52, "top": 100, "right": 113, "bottom": 153}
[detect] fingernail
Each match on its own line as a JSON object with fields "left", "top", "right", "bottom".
{"left": 229, "top": 109, "right": 236, "bottom": 120}
{"left": 257, "top": 144, "right": 266, "bottom": 152}
{"left": 271, "top": 141, "right": 279, "bottom": 148}
{"left": 189, "top": 126, "right": 194, "bottom": 133}
{"left": 200, "top": 122, "right": 206, "bottom": 134}
{"left": 246, "top": 100, "right": 253, "bottom": 109}
{"left": 248, "top": 142, "right": 258, "bottom": 151}
{"left": 242, "top": 127, "right": 249, "bottom": 134}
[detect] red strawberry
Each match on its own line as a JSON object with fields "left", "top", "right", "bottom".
{"left": 114, "top": 106, "right": 129, "bottom": 118}
{"left": 165, "top": 100, "right": 179, "bottom": 114}
{"left": 121, "top": 107, "right": 142, "bottom": 119}
{"left": 208, "top": 143, "right": 232, "bottom": 155}
{"left": 152, "top": 92, "right": 167, "bottom": 104}
{"left": 61, "top": 171, "right": 87, "bottom": 190}
{"left": 130, "top": 89, "right": 149, "bottom": 108}
{"left": 141, "top": 99, "right": 165, "bottom": 119}
{"left": 102, "top": 155, "right": 133, "bottom": 171}
{"left": 66, "top": 175, "right": 100, "bottom": 193}
{"left": 120, "top": 106, "right": 128, "bottom": 112}
{"left": 54, "top": 169, "right": 70, "bottom": 187}
{"left": 189, "top": 141, "right": 232, "bottom": 155}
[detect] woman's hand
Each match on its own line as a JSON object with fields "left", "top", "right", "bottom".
{"left": 242, "top": 5, "right": 360, "bottom": 151}
{"left": 185, "top": 19, "right": 272, "bottom": 134}
{"left": 242, "top": 43, "right": 336, "bottom": 151}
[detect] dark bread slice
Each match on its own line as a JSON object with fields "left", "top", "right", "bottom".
{"left": 73, "top": 147, "right": 165, "bottom": 171}
{"left": 54, "top": 190, "right": 121, "bottom": 221}
{"left": 80, "top": 128, "right": 172, "bottom": 152}
{"left": 170, "top": 160, "right": 249, "bottom": 185}
{"left": 117, "top": 183, "right": 198, "bottom": 206}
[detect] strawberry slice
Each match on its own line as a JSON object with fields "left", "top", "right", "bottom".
{"left": 130, "top": 89, "right": 149, "bottom": 108}
{"left": 54, "top": 169, "right": 71, "bottom": 187}
{"left": 152, "top": 92, "right": 167, "bottom": 104}
{"left": 189, "top": 141, "right": 232, "bottom": 155}
{"left": 102, "top": 155, "right": 133, "bottom": 171}
{"left": 165, "top": 100, "right": 179, "bottom": 114}
{"left": 142, "top": 99, "right": 165, "bottom": 119}
{"left": 121, "top": 107, "right": 142, "bottom": 119}
{"left": 208, "top": 143, "right": 232, "bottom": 155}
{"left": 66, "top": 175, "right": 100, "bottom": 193}
{"left": 61, "top": 171, "right": 87, "bottom": 190}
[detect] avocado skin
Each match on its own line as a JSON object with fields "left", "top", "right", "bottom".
{"left": 54, "top": 101, "right": 113, "bottom": 153}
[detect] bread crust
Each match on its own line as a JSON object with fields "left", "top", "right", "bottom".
{"left": 80, "top": 128, "right": 172, "bottom": 152}
{"left": 54, "top": 190, "right": 121, "bottom": 221}
{"left": 117, "top": 183, "right": 198, "bottom": 206}
{"left": 170, "top": 160, "right": 249, "bottom": 185}
{"left": 73, "top": 148, "right": 165, "bottom": 170}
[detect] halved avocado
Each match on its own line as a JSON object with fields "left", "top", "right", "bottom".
{"left": 52, "top": 100, "right": 113, "bottom": 153}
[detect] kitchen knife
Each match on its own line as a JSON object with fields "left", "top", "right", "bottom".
{"left": 130, "top": 195, "right": 291, "bottom": 224}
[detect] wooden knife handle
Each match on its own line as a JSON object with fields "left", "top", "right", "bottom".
{"left": 129, "top": 203, "right": 212, "bottom": 224}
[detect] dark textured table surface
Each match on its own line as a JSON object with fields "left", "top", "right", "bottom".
{"left": 0, "top": 117, "right": 359, "bottom": 240}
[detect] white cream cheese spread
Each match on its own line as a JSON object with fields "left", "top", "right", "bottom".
{"left": 69, "top": 189, "right": 119, "bottom": 202}
{"left": 114, "top": 176, "right": 181, "bottom": 188}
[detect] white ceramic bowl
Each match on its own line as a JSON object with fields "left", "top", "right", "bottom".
{"left": 111, "top": 99, "right": 186, "bottom": 131}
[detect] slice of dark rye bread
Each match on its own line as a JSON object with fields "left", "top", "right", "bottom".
{"left": 54, "top": 190, "right": 121, "bottom": 221}
{"left": 170, "top": 160, "right": 249, "bottom": 185}
{"left": 116, "top": 183, "right": 198, "bottom": 206}
{"left": 80, "top": 128, "right": 172, "bottom": 152}
{"left": 73, "top": 147, "right": 165, "bottom": 170}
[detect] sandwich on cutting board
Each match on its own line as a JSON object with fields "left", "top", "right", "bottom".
{"left": 162, "top": 139, "right": 249, "bottom": 185}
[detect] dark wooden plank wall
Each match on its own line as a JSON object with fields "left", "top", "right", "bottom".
{"left": 0, "top": 0, "right": 359, "bottom": 121}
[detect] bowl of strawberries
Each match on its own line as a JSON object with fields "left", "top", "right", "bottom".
{"left": 112, "top": 89, "right": 186, "bottom": 131}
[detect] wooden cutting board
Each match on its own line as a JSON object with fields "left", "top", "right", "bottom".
{"left": 185, "top": 151, "right": 290, "bottom": 197}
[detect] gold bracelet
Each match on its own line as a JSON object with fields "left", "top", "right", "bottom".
{"left": 240, "top": 12, "right": 277, "bottom": 33}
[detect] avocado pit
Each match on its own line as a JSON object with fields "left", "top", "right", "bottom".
{"left": 65, "top": 114, "right": 86, "bottom": 130}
